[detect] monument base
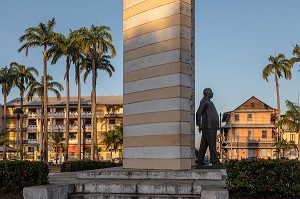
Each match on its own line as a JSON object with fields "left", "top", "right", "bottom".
{"left": 123, "top": 158, "right": 192, "bottom": 170}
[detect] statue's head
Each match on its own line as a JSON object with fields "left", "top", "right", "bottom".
{"left": 203, "top": 88, "right": 213, "bottom": 99}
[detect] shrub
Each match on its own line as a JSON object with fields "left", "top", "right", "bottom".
{"left": 226, "top": 159, "right": 300, "bottom": 198}
{"left": 60, "top": 159, "right": 122, "bottom": 172}
{"left": 0, "top": 160, "right": 48, "bottom": 193}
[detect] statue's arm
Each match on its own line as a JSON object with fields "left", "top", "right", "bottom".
{"left": 196, "top": 101, "right": 207, "bottom": 131}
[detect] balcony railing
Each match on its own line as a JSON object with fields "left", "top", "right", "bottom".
{"left": 49, "top": 112, "right": 65, "bottom": 117}
{"left": 27, "top": 112, "right": 40, "bottom": 118}
{"left": 70, "top": 112, "right": 78, "bottom": 117}
{"left": 225, "top": 136, "right": 276, "bottom": 143}
{"left": 27, "top": 125, "right": 37, "bottom": 131}
{"left": 82, "top": 112, "right": 92, "bottom": 117}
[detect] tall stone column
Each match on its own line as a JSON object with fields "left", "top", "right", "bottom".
{"left": 123, "top": 0, "right": 195, "bottom": 170}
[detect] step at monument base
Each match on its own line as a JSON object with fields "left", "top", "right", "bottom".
{"left": 23, "top": 168, "right": 229, "bottom": 199}
{"left": 70, "top": 168, "right": 228, "bottom": 199}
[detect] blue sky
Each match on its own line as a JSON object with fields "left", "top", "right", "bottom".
{"left": 1, "top": 0, "right": 300, "bottom": 116}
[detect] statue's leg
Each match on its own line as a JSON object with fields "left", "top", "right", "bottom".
{"left": 207, "top": 130, "right": 218, "bottom": 164}
{"left": 198, "top": 132, "right": 208, "bottom": 165}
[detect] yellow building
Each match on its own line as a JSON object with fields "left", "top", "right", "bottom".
{"left": 221, "top": 96, "right": 278, "bottom": 159}
{"left": 282, "top": 125, "right": 299, "bottom": 159}
{"left": 2, "top": 96, "right": 123, "bottom": 162}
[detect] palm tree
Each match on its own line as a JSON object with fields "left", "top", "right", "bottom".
{"left": 0, "top": 66, "right": 15, "bottom": 160}
{"left": 278, "top": 100, "right": 300, "bottom": 158}
{"left": 49, "top": 130, "right": 65, "bottom": 165}
{"left": 82, "top": 54, "right": 115, "bottom": 160}
{"left": 73, "top": 25, "right": 116, "bottom": 160}
{"left": 291, "top": 44, "right": 300, "bottom": 67}
{"left": 263, "top": 54, "right": 293, "bottom": 140}
{"left": 47, "top": 33, "right": 75, "bottom": 161}
{"left": 27, "top": 75, "right": 63, "bottom": 161}
{"left": 10, "top": 62, "right": 39, "bottom": 160}
{"left": 102, "top": 129, "right": 122, "bottom": 161}
{"left": 18, "top": 18, "right": 57, "bottom": 163}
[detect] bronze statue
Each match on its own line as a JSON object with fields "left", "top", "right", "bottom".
{"left": 196, "top": 88, "right": 220, "bottom": 165}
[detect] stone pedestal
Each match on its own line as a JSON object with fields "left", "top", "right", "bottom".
{"left": 123, "top": 0, "right": 195, "bottom": 170}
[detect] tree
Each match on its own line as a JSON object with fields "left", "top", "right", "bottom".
{"left": 10, "top": 62, "right": 38, "bottom": 160}
{"left": 47, "top": 33, "right": 74, "bottom": 161}
{"left": 0, "top": 66, "right": 15, "bottom": 159}
{"left": 18, "top": 18, "right": 57, "bottom": 163}
{"left": 27, "top": 75, "right": 63, "bottom": 161}
{"left": 102, "top": 127, "right": 122, "bottom": 161}
{"left": 49, "top": 130, "right": 65, "bottom": 165}
{"left": 291, "top": 44, "right": 300, "bottom": 67}
{"left": 263, "top": 54, "right": 293, "bottom": 140}
{"left": 73, "top": 25, "right": 116, "bottom": 160}
{"left": 278, "top": 100, "right": 300, "bottom": 158}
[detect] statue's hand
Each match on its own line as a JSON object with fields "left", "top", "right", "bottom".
{"left": 198, "top": 125, "right": 202, "bottom": 132}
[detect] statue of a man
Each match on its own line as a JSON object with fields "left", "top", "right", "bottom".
{"left": 196, "top": 88, "right": 219, "bottom": 165}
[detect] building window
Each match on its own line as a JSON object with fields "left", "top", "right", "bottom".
{"left": 85, "top": 118, "right": 91, "bottom": 125}
{"left": 262, "top": 130, "right": 267, "bottom": 138}
{"left": 69, "top": 133, "right": 77, "bottom": 139}
{"left": 85, "top": 132, "right": 91, "bottom": 139}
{"left": 261, "top": 149, "right": 267, "bottom": 157}
{"left": 28, "top": 119, "right": 37, "bottom": 125}
{"left": 247, "top": 114, "right": 252, "bottom": 121}
{"left": 83, "top": 107, "right": 91, "bottom": 112}
{"left": 234, "top": 114, "right": 239, "bottom": 121}
{"left": 56, "top": 108, "right": 64, "bottom": 113}
{"left": 290, "top": 134, "right": 296, "bottom": 142}
{"left": 56, "top": 119, "right": 64, "bottom": 125}
{"left": 28, "top": 108, "right": 37, "bottom": 113}
{"left": 27, "top": 147, "right": 34, "bottom": 152}
{"left": 70, "top": 108, "right": 77, "bottom": 112}
{"left": 248, "top": 130, "right": 253, "bottom": 141}
{"left": 234, "top": 131, "right": 239, "bottom": 141}
{"left": 251, "top": 103, "right": 255, "bottom": 108}
{"left": 109, "top": 119, "right": 116, "bottom": 124}
{"left": 28, "top": 133, "right": 37, "bottom": 139}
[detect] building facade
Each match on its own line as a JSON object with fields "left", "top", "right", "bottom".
{"left": 221, "top": 96, "right": 278, "bottom": 159}
{"left": 0, "top": 104, "right": 3, "bottom": 133}
{"left": 2, "top": 96, "right": 123, "bottom": 162}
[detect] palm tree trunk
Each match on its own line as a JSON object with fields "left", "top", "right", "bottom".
{"left": 64, "top": 58, "right": 70, "bottom": 161}
{"left": 275, "top": 73, "right": 281, "bottom": 139}
{"left": 76, "top": 65, "right": 81, "bottom": 160}
{"left": 91, "top": 58, "right": 98, "bottom": 160}
{"left": 3, "top": 94, "right": 7, "bottom": 160}
{"left": 43, "top": 46, "right": 48, "bottom": 163}
{"left": 40, "top": 104, "right": 44, "bottom": 162}
{"left": 20, "top": 94, "right": 24, "bottom": 161}
{"left": 298, "top": 130, "right": 300, "bottom": 160}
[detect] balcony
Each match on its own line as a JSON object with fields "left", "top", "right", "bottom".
{"left": 27, "top": 125, "right": 37, "bottom": 131}
{"left": 27, "top": 112, "right": 40, "bottom": 118}
{"left": 82, "top": 112, "right": 92, "bottom": 117}
{"left": 27, "top": 139, "right": 38, "bottom": 144}
{"left": 70, "top": 112, "right": 78, "bottom": 117}
{"left": 49, "top": 112, "right": 65, "bottom": 117}
{"left": 69, "top": 125, "right": 78, "bottom": 130}
{"left": 53, "top": 125, "right": 65, "bottom": 130}
{"left": 224, "top": 136, "right": 276, "bottom": 143}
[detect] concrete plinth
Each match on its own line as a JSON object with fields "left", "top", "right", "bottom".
{"left": 123, "top": 0, "right": 195, "bottom": 170}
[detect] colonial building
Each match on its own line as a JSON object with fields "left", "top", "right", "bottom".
{"left": 2, "top": 96, "right": 123, "bottom": 162}
{"left": 0, "top": 104, "right": 3, "bottom": 132}
{"left": 221, "top": 96, "right": 278, "bottom": 159}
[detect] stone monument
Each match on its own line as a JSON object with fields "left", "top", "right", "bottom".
{"left": 123, "top": 0, "right": 195, "bottom": 170}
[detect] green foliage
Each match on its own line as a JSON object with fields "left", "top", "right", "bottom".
{"left": 0, "top": 160, "right": 48, "bottom": 193}
{"left": 226, "top": 159, "right": 300, "bottom": 198}
{"left": 60, "top": 159, "right": 121, "bottom": 172}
